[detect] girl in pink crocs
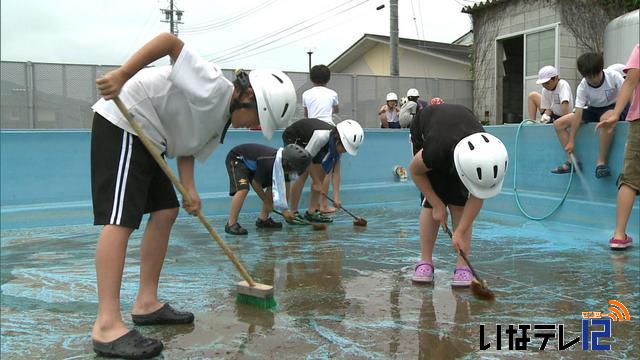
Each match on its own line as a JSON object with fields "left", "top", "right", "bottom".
{"left": 596, "top": 43, "right": 639, "bottom": 251}
{"left": 409, "top": 104, "right": 508, "bottom": 286}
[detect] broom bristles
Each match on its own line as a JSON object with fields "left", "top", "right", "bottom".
{"left": 236, "top": 293, "right": 277, "bottom": 309}
{"left": 353, "top": 217, "right": 367, "bottom": 227}
{"left": 470, "top": 279, "right": 495, "bottom": 301}
{"left": 312, "top": 223, "right": 327, "bottom": 231}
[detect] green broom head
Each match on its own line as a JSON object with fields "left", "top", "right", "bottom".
{"left": 236, "top": 292, "right": 277, "bottom": 309}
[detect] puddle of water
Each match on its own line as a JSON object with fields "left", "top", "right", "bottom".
{"left": 1, "top": 202, "right": 638, "bottom": 359}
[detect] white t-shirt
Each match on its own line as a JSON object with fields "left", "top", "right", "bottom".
{"left": 302, "top": 86, "right": 339, "bottom": 124}
{"left": 540, "top": 79, "right": 574, "bottom": 116}
{"left": 575, "top": 69, "right": 624, "bottom": 108}
{"left": 92, "top": 45, "right": 234, "bottom": 162}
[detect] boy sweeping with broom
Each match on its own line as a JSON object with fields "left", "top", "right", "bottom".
{"left": 224, "top": 143, "right": 312, "bottom": 235}
{"left": 409, "top": 104, "right": 508, "bottom": 289}
{"left": 282, "top": 118, "right": 365, "bottom": 223}
{"left": 91, "top": 32, "right": 296, "bottom": 359}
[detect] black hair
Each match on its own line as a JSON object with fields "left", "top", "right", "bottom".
{"left": 408, "top": 96, "right": 419, "bottom": 102}
{"left": 310, "top": 65, "right": 331, "bottom": 85}
{"left": 577, "top": 52, "right": 604, "bottom": 77}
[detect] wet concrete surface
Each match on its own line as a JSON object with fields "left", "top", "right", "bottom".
{"left": 1, "top": 201, "right": 639, "bottom": 359}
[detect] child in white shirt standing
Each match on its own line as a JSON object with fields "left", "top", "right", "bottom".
{"left": 302, "top": 65, "right": 342, "bottom": 213}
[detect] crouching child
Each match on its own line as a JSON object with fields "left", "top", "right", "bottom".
{"left": 225, "top": 143, "right": 312, "bottom": 235}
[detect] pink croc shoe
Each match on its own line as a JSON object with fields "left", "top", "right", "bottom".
{"left": 412, "top": 260, "right": 433, "bottom": 283}
{"left": 452, "top": 267, "right": 473, "bottom": 287}
{"left": 609, "top": 234, "right": 633, "bottom": 250}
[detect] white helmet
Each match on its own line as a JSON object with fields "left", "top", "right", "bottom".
{"left": 249, "top": 69, "right": 297, "bottom": 140}
{"left": 407, "top": 88, "right": 419, "bottom": 97}
{"left": 336, "top": 119, "right": 364, "bottom": 156}
{"left": 454, "top": 132, "right": 508, "bottom": 199}
{"left": 386, "top": 92, "right": 398, "bottom": 101}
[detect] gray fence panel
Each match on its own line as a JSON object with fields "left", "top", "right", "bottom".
{"left": 329, "top": 73, "right": 354, "bottom": 122}
{"left": 0, "top": 62, "right": 29, "bottom": 129}
{"left": 1, "top": 61, "right": 472, "bottom": 129}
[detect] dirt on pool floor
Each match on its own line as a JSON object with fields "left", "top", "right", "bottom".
{"left": 1, "top": 203, "right": 639, "bottom": 359}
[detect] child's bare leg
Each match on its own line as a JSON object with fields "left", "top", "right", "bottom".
{"left": 250, "top": 182, "right": 271, "bottom": 220}
{"left": 449, "top": 205, "right": 472, "bottom": 268}
{"left": 527, "top": 91, "right": 542, "bottom": 121}
{"left": 419, "top": 207, "right": 440, "bottom": 262}
{"left": 597, "top": 111, "right": 616, "bottom": 166}
{"left": 554, "top": 113, "right": 574, "bottom": 161}
{"left": 319, "top": 169, "right": 335, "bottom": 212}
{"left": 307, "top": 165, "right": 326, "bottom": 213}
{"left": 614, "top": 184, "right": 637, "bottom": 239}
{"left": 133, "top": 207, "right": 178, "bottom": 315}
{"left": 332, "top": 158, "right": 342, "bottom": 205}
{"left": 228, "top": 189, "right": 249, "bottom": 225}
{"left": 92, "top": 225, "right": 134, "bottom": 342}
{"left": 289, "top": 171, "right": 308, "bottom": 213}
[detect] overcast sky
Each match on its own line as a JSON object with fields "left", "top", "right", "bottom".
{"left": 1, "top": 0, "right": 475, "bottom": 72}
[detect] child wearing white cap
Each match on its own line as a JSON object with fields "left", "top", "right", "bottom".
{"left": 526, "top": 65, "right": 574, "bottom": 124}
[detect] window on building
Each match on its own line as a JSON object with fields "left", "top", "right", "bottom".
{"left": 526, "top": 29, "right": 555, "bottom": 76}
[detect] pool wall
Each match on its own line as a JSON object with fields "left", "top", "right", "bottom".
{"left": 1, "top": 123, "right": 638, "bottom": 234}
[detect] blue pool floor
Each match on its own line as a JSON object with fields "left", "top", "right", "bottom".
{"left": 1, "top": 200, "right": 639, "bottom": 359}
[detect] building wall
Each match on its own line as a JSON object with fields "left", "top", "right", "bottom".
{"left": 471, "top": 0, "right": 591, "bottom": 123}
{"left": 339, "top": 43, "right": 471, "bottom": 79}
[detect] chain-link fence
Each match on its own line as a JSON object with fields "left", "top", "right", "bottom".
{"left": 1, "top": 61, "right": 472, "bottom": 129}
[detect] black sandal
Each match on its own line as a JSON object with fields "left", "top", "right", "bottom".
{"left": 132, "top": 303, "right": 194, "bottom": 326}
{"left": 595, "top": 164, "right": 611, "bottom": 178}
{"left": 551, "top": 161, "right": 572, "bottom": 174}
{"left": 256, "top": 216, "right": 283, "bottom": 228}
{"left": 93, "top": 329, "right": 163, "bottom": 359}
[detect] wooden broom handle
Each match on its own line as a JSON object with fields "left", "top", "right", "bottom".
{"left": 444, "top": 227, "right": 483, "bottom": 283}
{"left": 113, "top": 97, "right": 255, "bottom": 287}
{"left": 321, "top": 193, "right": 359, "bottom": 220}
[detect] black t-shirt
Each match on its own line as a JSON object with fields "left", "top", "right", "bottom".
{"left": 410, "top": 104, "right": 484, "bottom": 175}
{"left": 282, "top": 118, "right": 335, "bottom": 146}
{"left": 229, "top": 143, "right": 285, "bottom": 188}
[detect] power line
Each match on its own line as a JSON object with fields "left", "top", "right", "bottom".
{"left": 180, "top": 0, "right": 279, "bottom": 34}
{"left": 206, "top": 0, "right": 370, "bottom": 63}
{"left": 409, "top": 0, "right": 421, "bottom": 40}
{"left": 206, "top": 0, "right": 363, "bottom": 59}
{"left": 212, "top": 7, "right": 370, "bottom": 66}
{"left": 416, "top": 0, "right": 426, "bottom": 40}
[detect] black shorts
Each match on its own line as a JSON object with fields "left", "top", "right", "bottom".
{"left": 91, "top": 113, "right": 178, "bottom": 229}
{"left": 421, "top": 172, "right": 469, "bottom": 208}
{"left": 582, "top": 104, "right": 629, "bottom": 123}
{"left": 226, "top": 152, "right": 252, "bottom": 196}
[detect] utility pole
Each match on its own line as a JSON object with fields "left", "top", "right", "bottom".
{"left": 161, "top": 0, "right": 183, "bottom": 36}
{"left": 305, "top": 46, "right": 315, "bottom": 73}
{"left": 390, "top": 0, "right": 399, "bottom": 76}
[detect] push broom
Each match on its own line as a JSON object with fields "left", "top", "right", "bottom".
{"left": 321, "top": 193, "right": 367, "bottom": 226}
{"left": 443, "top": 227, "right": 495, "bottom": 301}
{"left": 113, "top": 97, "right": 276, "bottom": 309}
{"left": 272, "top": 209, "right": 326, "bottom": 230}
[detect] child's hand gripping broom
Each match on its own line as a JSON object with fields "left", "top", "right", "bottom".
{"left": 444, "top": 227, "right": 495, "bottom": 301}
{"left": 113, "top": 97, "right": 276, "bottom": 309}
